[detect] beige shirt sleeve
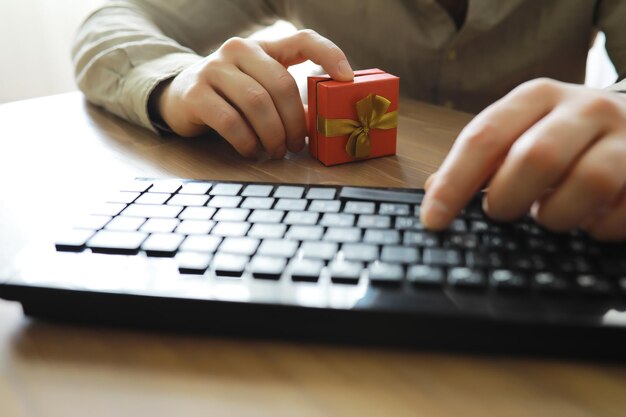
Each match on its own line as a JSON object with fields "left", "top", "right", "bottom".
{"left": 72, "top": 0, "right": 282, "bottom": 132}
{"left": 597, "top": 0, "right": 626, "bottom": 92}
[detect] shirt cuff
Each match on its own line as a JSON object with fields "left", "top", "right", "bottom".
{"left": 121, "top": 52, "right": 203, "bottom": 133}
{"left": 605, "top": 78, "right": 626, "bottom": 93}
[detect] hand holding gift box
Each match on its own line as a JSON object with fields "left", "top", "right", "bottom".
{"left": 307, "top": 69, "right": 400, "bottom": 166}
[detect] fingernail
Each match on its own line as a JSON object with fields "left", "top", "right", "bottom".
{"left": 420, "top": 196, "right": 450, "bottom": 229}
{"left": 337, "top": 60, "right": 353, "bottom": 80}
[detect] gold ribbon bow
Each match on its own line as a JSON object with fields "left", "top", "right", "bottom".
{"left": 317, "top": 93, "right": 398, "bottom": 159}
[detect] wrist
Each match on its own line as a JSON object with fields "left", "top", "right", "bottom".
{"left": 148, "top": 78, "right": 174, "bottom": 134}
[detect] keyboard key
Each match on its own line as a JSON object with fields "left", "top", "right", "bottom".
{"left": 248, "top": 223, "right": 286, "bottom": 239}
{"left": 176, "top": 220, "right": 216, "bottom": 235}
{"left": 120, "top": 180, "right": 152, "bottom": 193}
{"left": 290, "top": 259, "right": 324, "bottom": 282}
{"left": 248, "top": 209, "right": 285, "bottom": 223}
{"left": 179, "top": 206, "right": 216, "bottom": 220}
{"left": 208, "top": 196, "right": 242, "bottom": 208}
{"left": 286, "top": 225, "right": 324, "bottom": 241}
{"left": 241, "top": 184, "right": 273, "bottom": 197}
{"left": 91, "top": 203, "right": 127, "bottom": 216}
{"left": 179, "top": 182, "right": 212, "bottom": 195}
{"left": 329, "top": 260, "right": 363, "bottom": 284}
{"left": 363, "top": 229, "right": 400, "bottom": 245}
{"left": 149, "top": 181, "right": 182, "bottom": 193}
{"left": 368, "top": 262, "right": 404, "bottom": 286}
{"left": 445, "top": 233, "right": 479, "bottom": 249}
{"left": 532, "top": 272, "right": 569, "bottom": 293}
{"left": 357, "top": 215, "right": 391, "bottom": 229}
{"left": 340, "top": 187, "right": 423, "bottom": 204}
{"left": 140, "top": 218, "right": 180, "bottom": 233}
{"left": 284, "top": 211, "right": 319, "bottom": 225}
{"left": 106, "top": 191, "right": 140, "bottom": 204}
{"left": 341, "top": 243, "right": 379, "bottom": 262}
{"left": 395, "top": 217, "right": 424, "bottom": 231}
{"left": 257, "top": 239, "right": 299, "bottom": 258}
{"left": 423, "top": 248, "right": 462, "bottom": 267}
{"left": 510, "top": 253, "right": 549, "bottom": 271}
{"left": 403, "top": 231, "right": 440, "bottom": 247}
{"left": 180, "top": 235, "right": 222, "bottom": 253}
{"left": 275, "top": 198, "right": 307, "bottom": 211}
{"left": 407, "top": 265, "right": 445, "bottom": 286}
{"left": 176, "top": 251, "right": 211, "bottom": 274}
{"left": 213, "top": 208, "right": 250, "bottom": 222}
{"left": 122, "top": 204, "right": 183, "bottom": 218}
{"left": 482, "top": 234, "right": 519, "bottom": 251}
{"left": 168, "top": 194, "right": 209, "bottom": 207}
{"left": 105, "top": 216, "right": 146, "bottom": 232}
{"left": 379, "top": 203, "right": 410, "bottom": 216}
{"left": 320, "top": 213, "right": 355, "bottom": 227}
{"left": 241, "top": 197, "right": 274, "bottom": 210}
{"left": 447, "top": 267, "right": 486, "bottom": 289}
{"left": 490, "top": 269, "right": 528, "bottom": 291}
{"left": 301, "top": 241, "right": 338, "bottom": 260}
{"left": 55, "top": 229, "right": 95, "bottom": 252}
{"left": 211, "top": 221, "right": 250, "bottom": 237}
{"left": 219, "top": 237, "right": 260, "bottom": 256}
{"left": 73, "top": 215, "right": 112, "bottom": 230}
{"left": 213, "top": 253, "right": 248, "bottom": 277}
{"left": 344, "top": 201, "right": 375, "bottom": 214}
{"left": 309, "top": 200, "right": 341, "bottom": 213}
{"left": 134, "top": 192, "right": 171, "bottom": 205}
{"left": 381, "top": 246, "right": 419, "bottom": 264}
{"left": 575, "top": 274, "right": 612, "bottom": 295}
{"left": 305, "top": 187, "right": 336, "bottom": 200}
{"left": 87, "top": 230, "right": 148, "bottom": 255}
{"left": 274, "top": 185, "right": 305, "bottom": 199}
{"left": 142, "top": 233, "right": 185, "bottom": 257}
{"left": 250, "top": 256, "right": 286, "bottom": 280}
{"left": 324, "top": 227, "right": 361, "bottom": 243}
{"left": 210, "top": 183, "right": 242, "bottom": 196}
{"left": 465, "top": 250, "right": 505, "bottom": 269}
{"left": 447, "top": 219, "right": 467, "bottom": 233}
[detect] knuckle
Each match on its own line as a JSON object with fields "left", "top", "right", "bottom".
{"left": 513, "top": 78, "right": 560, "bottom": 100}
{"left": 576, "top": 163, "right": 622, "bottom": 197}
{"left": 245, "top": 87, "right": 272, "bottom": 109}
{"left": 461, "top": 121, "right": 502, "bottom": 150}
{"left": 297, "top": 29, "right": 319, "bottom": 40}
{"left": 274, "top": 72, "right": 298, "bottom": 98}
{"left": 220, "top": 37, "right": 249, "bottom": 54}
{"left": 579, "top": 96, "right": 619, "bottom": 119}
{"left": 215, "top": 108, "right": 239, "bottom": 133}
{"left": 515, "top": 139, "right": 564, "bottom": 175}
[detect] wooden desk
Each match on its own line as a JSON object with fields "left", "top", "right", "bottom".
{"left": 0, "top": 93, "right": 624, "bottom": 417}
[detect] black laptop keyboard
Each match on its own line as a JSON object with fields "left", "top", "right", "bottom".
{"left": 54, "top": 178, "right": 626, "bottom": 295}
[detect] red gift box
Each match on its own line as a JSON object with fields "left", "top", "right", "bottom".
{"left": 308, "top": 68, "right": 399, "bottom": 166}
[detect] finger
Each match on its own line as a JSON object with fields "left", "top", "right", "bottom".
{"left": 210, "top": 67, "right": 287, "bottom": 158}
{"left": 583, "top": 189, "right": 626, "bottom": 241}
{"left": 236, "top": 46, "right": 307, "bottom": 153}
{"left": 534, "top": 132, "right": 626, "bottom": 231}
{"left": 191, "top": 88, "right": 259, "bottom": 158}
{"left": 484, "top": 106, "right": 606, "bottom": 222}
{"left": 424, "top": 174, "right": 435, "bottom": 191}
{"left": 420, "top": 79, "right": 563, "bottom": 230}
{"left": 260, "top": 29, "right": 354, "bottom": 81}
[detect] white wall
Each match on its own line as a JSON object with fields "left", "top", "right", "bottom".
{"left": 0, "top": 1, "right": 618, "bottom": 104}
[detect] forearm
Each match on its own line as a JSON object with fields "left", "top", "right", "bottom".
{"left": 72, "top": 0, "right": 281, "bottom": 132}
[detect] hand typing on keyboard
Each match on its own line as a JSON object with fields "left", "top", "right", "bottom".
{"left": 421, "top": 80, "right": 626, "bottom": 241}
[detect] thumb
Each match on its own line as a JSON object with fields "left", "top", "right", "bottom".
{"left": 260, "top": 29, "right": 354, "bottom": 81}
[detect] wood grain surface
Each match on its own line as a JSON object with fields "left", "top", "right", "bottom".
{"left": 0, "top": 93, "right": 624, "bottom": 417}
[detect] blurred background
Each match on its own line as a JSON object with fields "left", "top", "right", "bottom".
{"left": 0, "top": 0, "right": 618, "bottom": 104}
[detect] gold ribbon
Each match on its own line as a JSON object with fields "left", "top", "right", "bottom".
{"left": 317, "top": 93, "right": 398, "bottom": 159}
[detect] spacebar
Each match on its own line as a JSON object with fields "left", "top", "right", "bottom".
{"left": 339, "top": 187, "right": 424, "bottom": 204}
